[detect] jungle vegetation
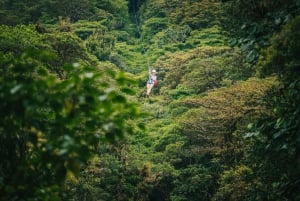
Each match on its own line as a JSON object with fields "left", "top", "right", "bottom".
{"left": 0, "top": 0, "right": 299, "bottom": 201}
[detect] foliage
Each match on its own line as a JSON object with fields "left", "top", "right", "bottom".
{"left": 0, "top": 50, "right": 141, "bottom": 201}
{"left": 1, "top": 0, "right": 299, "bottom": 200}
{"left": 213, "top": 165, "right": 254, "bottom": 201}
{"left": 246, "top": 16, "right": 300, "bottom": 201}
{"left": 163, "top": 77, "right": 276, "bottom": 201}
{"left": 152, "top": 24, "right": 192, "bottom": 47}
{"left": 0, "top": 0, "right": 45, "bottom": 25}
{"left": 138, "top": 0, "right": 167, "bottom": 21}
{"left": 171, "top": 165, "right": 215, "bottom": 201}
{"left": 65, "top": 147, "right": 142, "bottom": 201}
{"left": 154, "top": 46, "right": 253, "bottom": 97}
{"left": 41, "top": 32, "right": 94, "bottom": 78}
{"left": 151, "top": 25, "right": 229, "bottom": 52}
{"left": 177, "top": 77, "right": 276, "bottom": 160}
{"left": 0, "top": 24, "right": 97, "bottom": 78}
{"left": 97, "top": 0, "right": 129, "bottom": 30}
{"left": 141, "top": 17, "right": 168, "bottom": 43}
{"left": 0, "top": 0, "right": 130, "bottom": 27}
{"left": 169, "top": 0, "right": 225, "bottom": 29}
{"left": 223, "top": 0, "right": 300, "bottom": 64}
{"left": 53, "top": 0, "right": 96, "bottom": 22}
{"left": 0, "top": 24, "right": 48, "bottom": 55}
{"left": 85, "top": 31, "right": 116, "bottom": 61}
{"left": 128, "top": 0, "right": 147, "bottom": 14}
{"left": 72, "top": 20, "right": 108, "bottom": 40}
{"left": 42, "top": 32, "right": 89, "bottom": 62}
{"left": 259, "top": 15, "right": 300, "bottom": 81}
{"left": 113, "top": 42, "right": 149, "bottom": 73}
{"left": 186, "top": 26, "right": 229, "bottom": 48}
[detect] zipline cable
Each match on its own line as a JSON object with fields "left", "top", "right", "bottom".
{"left": 132, "top": 4, "right": 151, "bottom": 72}
{"left": 132, "top": 2, "right": 158, "bottom": 98}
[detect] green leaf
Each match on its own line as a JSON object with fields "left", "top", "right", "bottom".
{"left": 120, "top": 87, "right": 136, "bottom": 95}
{"left": 10, "top": 84, "right": 22, "bottom": 94}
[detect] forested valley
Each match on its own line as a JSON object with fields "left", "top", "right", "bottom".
{"left": 0, "top": 0, "right": 300, "bottom": 201}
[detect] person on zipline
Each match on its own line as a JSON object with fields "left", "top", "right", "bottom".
{"left": 146, "top": 69, "right": 157, "bottom": 96}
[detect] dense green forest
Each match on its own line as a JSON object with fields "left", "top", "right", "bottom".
{"left": 0, "top": 0, "right": 299, "bottom": 200}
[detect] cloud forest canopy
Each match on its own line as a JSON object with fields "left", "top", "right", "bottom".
{"left": 0, "top": 0, "right": 299, "bottom": 201}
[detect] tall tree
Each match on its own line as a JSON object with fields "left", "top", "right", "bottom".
{"left": 248, "top": 16, "right": 300, "bottom": 201}
{"left": 0, "top": 50, "right": 141, "bottom": 200}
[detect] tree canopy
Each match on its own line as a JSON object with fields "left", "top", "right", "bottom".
{"left": 0, "top": 0, "right": 299, "bottom": 200}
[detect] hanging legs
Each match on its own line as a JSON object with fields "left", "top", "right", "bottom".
{"left": 146, "top": 83, "right": 154, "bottom": 96}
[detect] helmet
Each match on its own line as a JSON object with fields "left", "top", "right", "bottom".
{"left": 151, "top": 69, "right": 156, "bottom": 73}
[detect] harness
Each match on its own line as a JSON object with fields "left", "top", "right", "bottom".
{"left": 148, "top": 75, "right": 157, "bottom": 85}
